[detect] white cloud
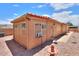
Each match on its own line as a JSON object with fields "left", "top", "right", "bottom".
{"left": 7, "top": 18, "right": 14, "bottom": 22}
{"left": 70, "top": 15, "right": 79, "bottom": 26}
{"left": 42, "top": 14, "right": 51, "bottom": 17}
{"left": 32, "top": 4, "right": 45, "bottom": 8}
{"left": 0, "top": 18, "right": 14, "bottom": 24}
{"left": 52, "top": 11, "right": 79, "bottom": 26}
{"left": 14, "top": 13, "right": 18, "bottom": 16}
{"left": 0, "top": 20, "right": 11, "bottom": 24}
{"left": 49, "top": 3, "right": 79, "bottom": 26}
{"left": 37, "top": 5, "right": 44, "bottom": 8}
{"left": 50, "top": 3, "right": 74, "bottom": 11}
{"left": 52, "top": 11, "right": 72, "bottom": 22}
{"left": 13, "top": 4, "right": 19, "bottom": 7}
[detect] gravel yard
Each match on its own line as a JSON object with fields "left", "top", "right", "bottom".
{"left": 0, "top": 36, "right": 12, "bottom": 56}
{"left": 1, "top": 32, "right": 79, "bottom": 56}
{"left": 5, "top": 33, "right": 68, "bottom": 56}
{"left": 34, "top": 32, "right": 79, "bottom": 56}
{"left": 6, "top": 39, "right": 53, "bottom": 56}
{"left": 56, "top": 32, "right": 79, "bottom": 56}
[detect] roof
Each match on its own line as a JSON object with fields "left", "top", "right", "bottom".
{"left": 11, "top": 13, "right": 67, "bottom": 25}
{"left": 61, "top": 22, "right": 68, "bottom": 25}
{"left": 69, "top": 26, "right": 78, "bottom": 28}
{"left": 0, "top": 24, "right": 13, "bottom": 29}
{"left": 26, "top": 13, "right": 61, "bottom": 24}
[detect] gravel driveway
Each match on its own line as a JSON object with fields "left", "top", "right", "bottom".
{"left": 5, "top": 34, "right": 64, "bottom": 56}
{"left": 5, "top": 32, "right": 79, "bottom": 56}
{"left": 34, "top": 32, "right": 79, "bottom": 56}
{"left": 56, "top": 32, "right": 79, "bottom": 56}
{"left": 0, "top": 37, "right": 12, "bottom": 56}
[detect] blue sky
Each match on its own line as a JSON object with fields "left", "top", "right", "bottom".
{"left": 0, "top": 3, "right": 79, "bottom": 26}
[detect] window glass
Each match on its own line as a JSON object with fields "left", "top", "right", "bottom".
{"left": 42, "top": 24, "right": 47, "bottom": 29}
{"left": 14, "top": 25, "right": 17, "bottom": 28}
{"left": 35, "top": 31, "right": 43, "bottom": 38}
{"left": 21, "top": 23, "right": 26, "bottom": 28}
{"left": 14, "top": 23, "right": 26, "bottom": 29}
{"left": 35, "top": 24, "right": 42, "bottom": 38}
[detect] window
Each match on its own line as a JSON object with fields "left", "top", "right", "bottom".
{"left": 42, "top": 24, "right": 47, "bottom": 29}
{"left": 35, "top": 31, "right": 43, "bottom": 38}
{"left": 35, "top": 24, "right": 42, "bottom": 38}
{"left": 14, "top": 25, "right": 17, "bottom": 28}
{"left": 35, "top": 24, "right": 41, "bottom": 31}
{"left": 21, "top": 23, "right": 26, "bottom": 28}
{"left": 14, "top": 23, "right": 26, "bottom": 29}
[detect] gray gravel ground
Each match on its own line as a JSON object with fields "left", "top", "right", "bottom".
{"left": 56, "top": 32, "right": 79, "bottom": 56}
{"left": 5, "top": 32, "right": 79, "bottom": 56}
{"left": 6, "top": 39, "right": 53, "bottom": 56}
{"left": 0, "top": 37, "right": 12, "bottom": 56}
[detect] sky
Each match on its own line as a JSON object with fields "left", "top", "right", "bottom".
{"left": 0, "top": 3, "right": 79, "bottom": 26}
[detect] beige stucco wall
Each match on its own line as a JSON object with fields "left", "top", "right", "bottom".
{"left": 0, "top": 28, "right": 13, "bottom": 36}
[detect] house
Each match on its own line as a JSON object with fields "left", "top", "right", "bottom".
{"left": 11, "top": 13, "right": 68, "bottom": 49}
{"left": 68, "top": 26, "right": 79, "bottom": 32}
{"left": 52, "top": 22, "right": 68, "bottom": 37}
{"left": 61, "top": 23, "right": 68, "bottom": 34}
{"left": 0, "top": 24, "right": 13, "bottom": 36}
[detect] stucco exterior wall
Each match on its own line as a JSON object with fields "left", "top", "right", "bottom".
{"left": 68, "top": 28, "right": 79, "bottom": 32}
{"left": 0, "top": 28, "right": 13, "bottom": 36}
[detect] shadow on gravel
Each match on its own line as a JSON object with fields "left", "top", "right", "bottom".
{"left": 6, "top": 33, "right": 66, "bottom": 56}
